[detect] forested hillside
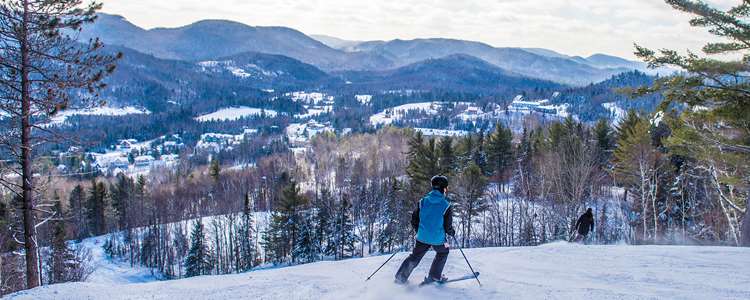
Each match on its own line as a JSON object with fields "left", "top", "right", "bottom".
{"left": 0, "top": 0, "right": 747, "bottom": 297}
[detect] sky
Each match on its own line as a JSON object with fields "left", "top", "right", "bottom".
{"left": 98, "top": 0, "right": 736, "bottom": 59}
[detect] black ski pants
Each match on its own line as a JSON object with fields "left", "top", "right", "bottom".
{"left": 395, "top": 240, "right": 449, "bottom": 281}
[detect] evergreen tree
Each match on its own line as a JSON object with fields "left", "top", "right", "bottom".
{"left": 209, "top": 158, "right": 221, "bottom": 182}
{"left": 616, "top": 110, "right": 642, "bottom": 142}
{"left": 613, "top": 118, "right": 663, "bottom": 242}
{"left": 316, "top": 188, "right": 336, "bottom": 257}
{"left": 48, "top": 198, "right": 86, "bottom": 284}
{"left": 261, "top": 212, "right": 286, "bottom": 264}
{"left": 406, "top": 132, "right": 439, "bottom": 185}
{"left": 473, "top": 131, "right": 489, "bottom": 175}
{"left": 634, "top": 0, "right": 750, "bottom": 246}
{"left": 262, "top": 181, "right": 308, "bottom": 263}
{"left": 110, "top": 174, "right": 134, "bottom": 230}
{"left": 378, "top": 177, "right": 405, "bottom": 253}
{"left": 437, "top": 136, "right": 455, "bottom": 176}
{"left": 594, "top": 118, "right": 614, "bottom": 164}
{"left": 487, "top": 123, "right": 514, "bottom": 183}
{"left": 86, "top": 180, "right": 107, "bottom": 236}
{"left": 237, "top": 192, "right": 256, "bottom": 271}
{"left": 68, "top": 185, "right": 86, "bottom": 239}
{"left": 292, "top": 211, "right": 318, "bottom": 263}
{"left": 134, "top": 175, "right": 148, "bottom": 223}
{"left": 185, "top": 219, "right": 211, "bottom": 277}
{"left": 455, "top": 163, "right": 488, "bottom": 247}
{"left": 335, "top": 199, "right": 357, "bottom": 259}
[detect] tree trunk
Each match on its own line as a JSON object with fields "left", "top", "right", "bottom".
{"left": 1, "top": 253, "right": 3, "bottom": 296}
{"left": 20, "top": 0, "right": 40, "bottom": 289}
{"left": 741, "top": 198, "right": 750, "bottom": 247}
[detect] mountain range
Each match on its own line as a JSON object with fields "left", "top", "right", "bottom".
{"left": 83, "top": 13, "right": 660, "bottom": 86}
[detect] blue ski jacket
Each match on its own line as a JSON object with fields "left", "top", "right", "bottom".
{"left": 413, "top": 190, "right": 454, "bottom": 245}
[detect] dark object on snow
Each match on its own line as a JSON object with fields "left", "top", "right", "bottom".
{"left": 575, "top": 208, "right": 595, "bottom": 236}
{"left": 419, "top": 272, "right": 480, "bottom": 287}
{"left": 742, "top": 199, "right": 750, "bottom": 247}
{"left": 365, "top": 247, "right": 402, "bottom": 282}
{"left": 451, "top": 235, "right": 482, "bottom": 286}
{"left": 395, "top": 240, "right": 449, "bottom": 282}
{"left": 420, "top": 274, "right": 448, "bottom": 285}
{"left": 396, "top": 183, "right": 455, "bottom": 283}
{"left": 411, "top": 193, "right": 456, "bottom": 241}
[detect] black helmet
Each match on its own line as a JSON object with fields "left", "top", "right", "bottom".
{"left": 431, "top": 175, "right": 449, "bottom": 190}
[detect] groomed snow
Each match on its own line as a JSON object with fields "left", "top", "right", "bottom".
{"left": 195, "top": 107, "right": 278, "bottom": 122}
{"left": 9, "top": 243, "right": 749, "bottom": 300}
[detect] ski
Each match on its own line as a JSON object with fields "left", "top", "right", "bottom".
{"left": 418, "top": 272, "right": 480, "bottom": 287}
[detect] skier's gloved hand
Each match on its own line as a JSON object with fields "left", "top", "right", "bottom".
{"left": 446, "top": 228, "right": 456, "bottom": 237}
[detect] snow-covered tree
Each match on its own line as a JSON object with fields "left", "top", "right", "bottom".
{"left": 48, "top": 199, "right": 90, "bottom": 284}
{"left": 237, "top": 192, "right": 256, "bottom": 271}
{"left": 292, "top": 211, "right": 318, "bottom": 263}
{"left": 185, "top": 220, "right": 211, "bottom": 277}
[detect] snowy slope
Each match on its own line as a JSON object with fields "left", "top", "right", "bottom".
{"left": 82, "top": 236, "right": 159, "bottom": 284}
{"left": 195, "top": 107, "right": 279, "bottom": 122}
{"left": 48, "top": 106, "right": 150, "bottom": 126}
{"left": 8, "top": 242, "right": 750, "bottom": 300}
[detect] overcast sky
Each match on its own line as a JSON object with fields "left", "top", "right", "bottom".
{"left": 98, "top": 0, "right": 734, "bottom": 59}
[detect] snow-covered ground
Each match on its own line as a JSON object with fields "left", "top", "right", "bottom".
{"left": 369, "top": 102, "right": 442, "bottom": 126}
{"left": 414, "top": 128, "right": 469, "bottom": 137}
{"left": 48, "top": 106, "right": 150, "bottom": 126}
{"left": 369, "top": 98, "right": 571, "bottom": 129}
{"left": 287, "top": 91, "right": 334, "bottom": 105}
{"left": 198, "top": 60, "right": 282, "bottom": 79}
{"left": 506, "top": 96, "right": 570, "bottom": 119}
{"left": 286, "top": 120, "right": 334, "bottom": 145}
{"left": 602, "top": 102, "right": 627, "bottom": 125}
{"left": 355, "top": 95, "right": 372, "bottom": 105}
{"left": 9, "top": 242, "right": 749, "bottom": 299}
{"left": 81, "top": 236, "right": 159, "bottom": 285}
{"left": 294, "top": 107, "right": 332, "bottom": 119}
{"left": 195, "top": 107, "right": 278, "bottom": 122}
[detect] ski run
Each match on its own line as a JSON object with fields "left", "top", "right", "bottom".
{"left": 7, "top": 240, "right": 749, "bottom": 299}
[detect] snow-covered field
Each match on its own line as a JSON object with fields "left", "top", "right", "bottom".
{"left": 48, "top": 106, "right": 150, "bottom": 126}
{"left": 195, "top": 107, "right": 278, "bottom": 122}
{"left": 9, "top": 242, "right": 749, "bottom": 300}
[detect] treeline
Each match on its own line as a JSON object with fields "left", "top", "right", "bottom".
{"left": 1, "top": 109, "right": 745, "bottom": 294}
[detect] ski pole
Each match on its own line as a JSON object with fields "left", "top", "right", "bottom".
{"left": 365, "top": 247, "right": 401, "bottom": 281}
{"left": 451, "top": 235, "right": 482, "bottom": 286}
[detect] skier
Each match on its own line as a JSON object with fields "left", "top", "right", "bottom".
{"left": 394, "top": 175, "right": 455, "bottom": 284}
{"left": 570, "top": 208, "right": 595, "bottom": 243}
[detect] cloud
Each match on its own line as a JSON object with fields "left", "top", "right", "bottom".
{"left": 99, "top": 0, "right": 728, "bottom": 59}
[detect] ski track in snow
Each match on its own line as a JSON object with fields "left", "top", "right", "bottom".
{"left": 83, "top": 236, "right": 159, "bottom": 285}
{"left": 8, "top": 242, "right": 750, "bottom": 300}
